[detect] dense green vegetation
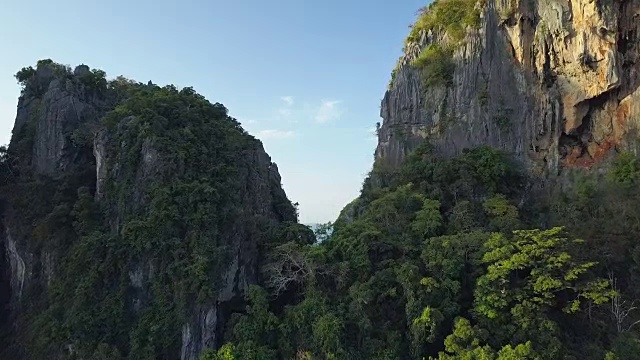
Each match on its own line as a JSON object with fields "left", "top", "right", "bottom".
{"left": 5, "top": 54, "right": 640, "bottom": 360}
{"left": 1, "top": 61, "right": 299, "bottom": 359}
{"left": 406, "top": 0, "right": 481, "bottom": 45}
{"left": 15, "top": 59, "right": 108, "bottom": 97}
{"left": 208, "top": 145, "right": 640, "bottom": 359}
{"left": 411, "top": 45, "right": 455, "bottom": 87}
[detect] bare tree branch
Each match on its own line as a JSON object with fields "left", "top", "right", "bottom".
{"left": 261, "top": 242, "right": 317, "bottom": 296}
{"left": 609, "top": 272, "right": 640, "bottom": 333}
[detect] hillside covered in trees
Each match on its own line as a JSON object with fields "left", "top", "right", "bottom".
{"left": 204, "top": 143, "right": 640, "bottom": 360}
{"left": 3, "top": 0, "right": 640, "bottom": 358}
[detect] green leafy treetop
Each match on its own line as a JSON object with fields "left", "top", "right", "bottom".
{"left": 5, "top": 57, "right": 640, "bottom": 359}
{"left": 199, "top": 344, "right": 236, "bottom": 360}
{"left": 474, "top": 227, "right": 614, "bottom": 357}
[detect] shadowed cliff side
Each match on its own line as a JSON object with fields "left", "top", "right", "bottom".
{"left": 0, "top": 60, "right": 305, "bottom": 360}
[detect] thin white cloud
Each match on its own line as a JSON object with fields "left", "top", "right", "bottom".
{"left": 278, "top": 96, "right": 294, "bottom": 119}
{"left": 315, "top": 100, "right": 342, "bottom": 123}
{"left": 280, "top": 96, "right": 294, "bottom": 106}
{"left": 257, "top": 129, "right": 296, "bottom": 140}
{"left": 279, "top": 108, "right": 292, "bottom": 118}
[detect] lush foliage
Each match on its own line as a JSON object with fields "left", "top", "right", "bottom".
{"left": 0, "top": 62, "right": 297, "bottom": 359}
{"left": 608, "top": 152, "right": 640, "bottom": 185}
{"left": 389, "top": 1, "right": 481, "bottom": 89}
{"left": 216, "top": 144, "right": 640, "bottom": 360}
{"left": 78, "top": 68, "right": 108, "bottom": 92}
{"left": 14, "top": 66, "right": 36, "bottom": 85}
{"left": 14, "top": 59, "right": 106, "bottom": 96}
{"left": 407, "top": 0, "right": 481, "bottom": 45}
{"left": 4, "top": 59, "right": 640, "bottom": 360}
{"left": 411, "top": 45, "right": 455, "bottom": 87}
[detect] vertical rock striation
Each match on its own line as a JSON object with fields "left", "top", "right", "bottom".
{"left": 377, "top": 0, "right": 640, "bottom": 175}
{"left": 0, "top": 60, "right": 298, "bottom": 359}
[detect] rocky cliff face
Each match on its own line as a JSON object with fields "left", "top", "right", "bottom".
{"left": 0, "top": 61, "right": 298, "bottom": 359}
{"left": 378, "top": 0, "right": 640, "bottom": 176}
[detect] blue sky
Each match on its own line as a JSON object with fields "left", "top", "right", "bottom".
{"left": 0, "top": 0, "right": 425, "bottom": 224}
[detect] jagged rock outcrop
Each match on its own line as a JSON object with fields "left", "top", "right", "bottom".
{"left": 0, "top": 61, "right": 298, "bottom": 359}
{"left": 12, "top": 62, "right": 105, "bottom": 176}
{"left": 378, "top": 0, "right": 640, "bottom": 175}
{"left": 2, "top": 62, "right": 104, "bottom": 314}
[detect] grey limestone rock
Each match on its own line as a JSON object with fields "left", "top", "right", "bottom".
{"left": 377, "top": 0, "right": 640, "bottom": 176}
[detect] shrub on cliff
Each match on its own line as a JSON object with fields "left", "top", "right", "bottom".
{"left": 14, "top": 66, "right": 36, "bottom": 86}
{"left": 407, "top": 0, "right": 481, "bottom": 45}
{"left": 388, "top": 0, "right": 481, "bottom": 89}
{"left": 412, "top": 44, "right": 455, "bottom": 87}
{"left": 609, "top": 152, "right": 640, "bottom": 185}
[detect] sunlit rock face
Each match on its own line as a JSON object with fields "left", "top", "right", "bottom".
{"left": 378, "top": 0, "right": 640, "bottom": 175}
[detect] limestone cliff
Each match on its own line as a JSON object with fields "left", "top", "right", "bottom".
{"left": 378, "top": 0, "right": 640, "bottom": 175}
{"left": 0, "top": 60, "right": 299, "bottom": 359}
